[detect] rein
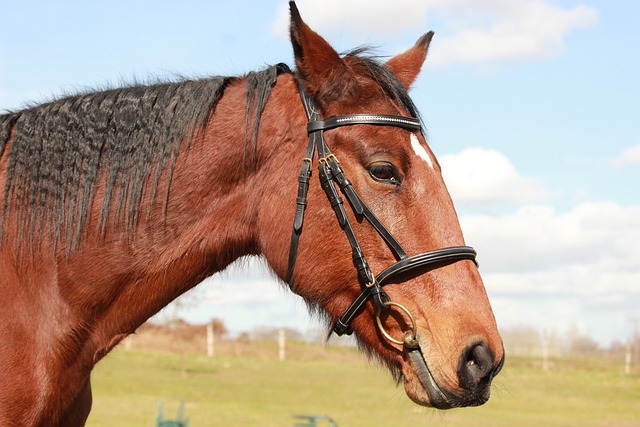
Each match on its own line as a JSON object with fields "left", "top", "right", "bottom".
{"left": 287, "top": 83, "right": 477, "bottom": 347}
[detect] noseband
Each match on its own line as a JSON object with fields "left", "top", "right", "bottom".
{"left": 288, "top": 83, "right": 477, "bottom": 347}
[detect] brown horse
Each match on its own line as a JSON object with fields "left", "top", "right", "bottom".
{"left": 0, "top": 3, "right": 503, "bottom": 425}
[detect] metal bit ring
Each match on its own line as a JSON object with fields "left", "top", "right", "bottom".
{"left": 375, "top": 301, "right": 419, "bottom": 349}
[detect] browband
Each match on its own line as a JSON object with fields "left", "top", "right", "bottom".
{"left": 308, "top": 114, "right": 422, "bottom": 133}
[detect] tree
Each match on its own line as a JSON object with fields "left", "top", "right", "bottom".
{"left": 567, "top": 325, "right": 600, "bottom": 356}
{"left": 211, "top": 318, "right": 228, "bottom": 337}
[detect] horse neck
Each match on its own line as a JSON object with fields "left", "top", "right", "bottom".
{"left": 0, "top": 72, "right": 306, "bottom": 423}
{"left": 59, "top": 73, "right": 305, "bottom": 352}
{"left": 151, "top": 72, "right": 305, "bottom": 283}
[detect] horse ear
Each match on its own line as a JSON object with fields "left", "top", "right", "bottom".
{"left": 385, "top": 32, "right": 434, "bottom": 90}
{"left": 289, "top": 1, "right": 352, "bottom": 101}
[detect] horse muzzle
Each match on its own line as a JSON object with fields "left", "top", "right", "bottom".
{"left": 405, "top": 337, "right": 505, "bottom": 409}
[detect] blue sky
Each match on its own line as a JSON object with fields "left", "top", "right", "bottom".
{"left": 2, "top": 1, "right": 638, "bottom": 345}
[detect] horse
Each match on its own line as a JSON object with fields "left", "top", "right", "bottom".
{"left": 0, "top": 2, "right": 503, "bottom": 425}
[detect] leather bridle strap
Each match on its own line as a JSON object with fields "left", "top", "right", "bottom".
{"left": 288, "top": 84, "right": 478, "bottom": 338}
{"left": 332, "top": 246, "right": 477, "bottom": 335}
{"left": 288, "top": 86, "right": 420, "bottom": 287}
{"left": 286, "top": 89, "right": 318, "bottom": 281}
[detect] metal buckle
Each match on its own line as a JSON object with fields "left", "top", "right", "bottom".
{"left": 326, "top": 154, "right": 339, "bottom": 164}
{"left": 318, "top": 157, "right": 331, "bottom": 170}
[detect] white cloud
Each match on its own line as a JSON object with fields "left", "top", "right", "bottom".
{"left": 459, "top": 201, "right": 640, "bottom": 343}
{"left": 462, "top": 201, "right": 640, "bottom": 274}
{"left": 612, "top": 145, "right": 640, "bottom": 166}
{"left": 270, "top": 0, "right": 431, "bottom": 39}
{"left": 427, "top": 0, "right": 598, "bottom": 66}
{"left": 439, "top": 147, "right": 547, "bottom": 205}
{"left": 270, "top": 0, "right": 598, "bottom": 66}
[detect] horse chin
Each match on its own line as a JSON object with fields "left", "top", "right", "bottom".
{"left": 403, "top": 347, "right": 458, "bottom": 409}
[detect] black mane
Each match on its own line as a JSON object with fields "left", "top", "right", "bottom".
{"left": 0, "top": 64, "right": 288, "bottom": 248}
{"left": 0, "top": 53, "right": 416, "bottom": 251}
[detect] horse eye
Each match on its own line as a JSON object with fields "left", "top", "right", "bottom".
{"left": 368, "top": 163, "right": 401, "bottom": 185}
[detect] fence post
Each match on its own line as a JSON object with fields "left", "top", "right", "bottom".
{"left": 207, "top": 322, "right": 215, "bottom": 357}
{"left": 279, "top": 328, "right": 286, "bottom": 361}
{"left": 542, "top": 329, "right": 550, "bottom": 371}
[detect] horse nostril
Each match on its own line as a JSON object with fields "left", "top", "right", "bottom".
{"left": 458, "top": 342, "right": 495, "bottom": 392}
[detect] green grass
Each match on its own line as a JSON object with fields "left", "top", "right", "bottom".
{"left": 87, "top": 346, "right": 640, "bottom": 427}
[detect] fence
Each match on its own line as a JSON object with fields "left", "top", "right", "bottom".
{"left": 121, "top": 321, "right": 640, "bottom": 374}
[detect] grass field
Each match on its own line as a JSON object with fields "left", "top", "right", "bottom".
{"left": 87, "top": 342, "right": 640, "bottom": 427}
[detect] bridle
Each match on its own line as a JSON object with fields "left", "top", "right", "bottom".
{"left": 288, "top": 83, "right": 478, "bottom": 348}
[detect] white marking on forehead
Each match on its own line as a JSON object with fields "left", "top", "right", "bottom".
{"left": 410, "top": 133, "right": 434, "bottom": 169}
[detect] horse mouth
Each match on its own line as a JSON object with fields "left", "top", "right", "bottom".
{"left": 406, "top": 345, "right": 496, "bottom": 409}
{"left": 406, "top": 347, "right": 457, "bottom": 409}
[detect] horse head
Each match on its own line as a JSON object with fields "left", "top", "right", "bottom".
{"left": 263, "top": 2, "right": 504, "bottom": 408}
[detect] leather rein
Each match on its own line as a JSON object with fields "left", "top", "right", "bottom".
{"left": 287, "top": 83, "right": 477, "bottom": 347}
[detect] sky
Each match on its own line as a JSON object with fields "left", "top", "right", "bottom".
{"left": 1, "top": 0, "right": 638, "bottom": 346}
